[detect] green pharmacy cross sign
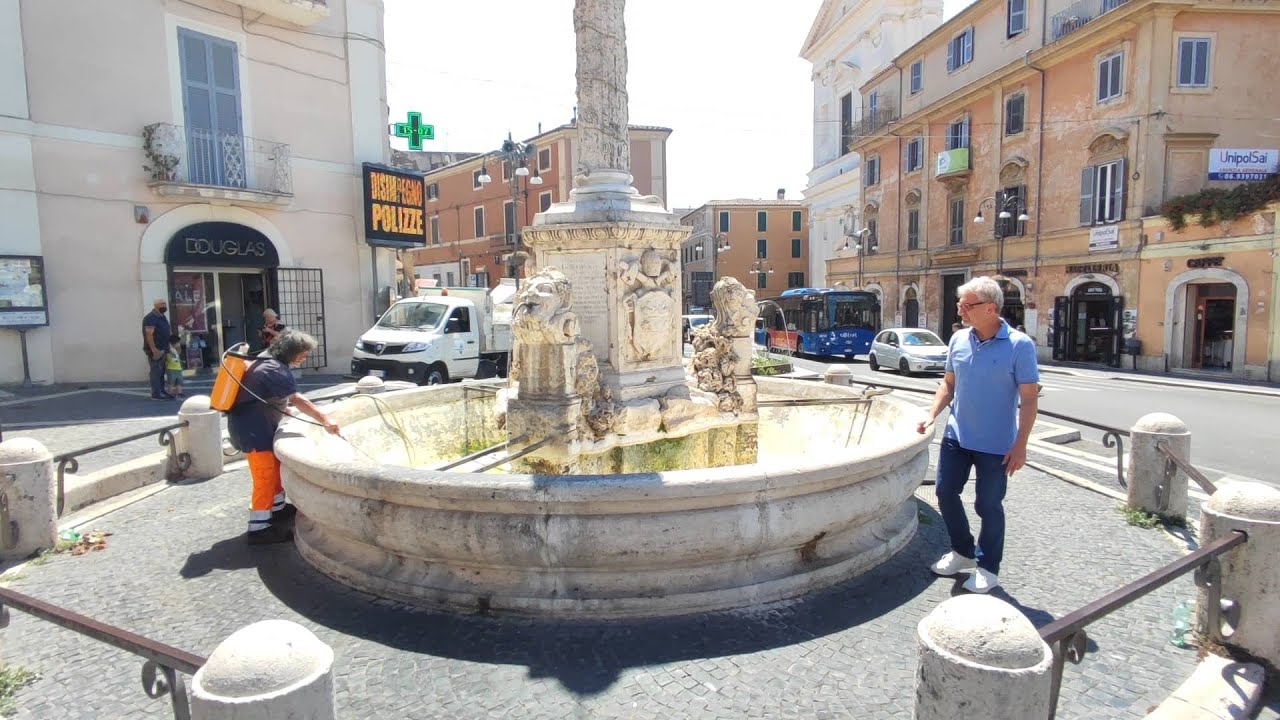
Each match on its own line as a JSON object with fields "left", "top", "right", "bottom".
{"left": 392, "top": 111, "right": 434, "bottom": 150}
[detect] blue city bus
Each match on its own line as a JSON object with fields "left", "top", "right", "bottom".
{"left": 756, "top": 288, "right": 882, "bottom": 357}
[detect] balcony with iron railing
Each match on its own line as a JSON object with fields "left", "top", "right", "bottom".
{"left": 850, "top": 105, "right": 900, "bottom": 143}
{"left": 1051, "top": 0, "right": 1131, "bottom": 41}
{"left": 143, "top": 123, "right": 293, "bottom": 206}
{"left": 224, "top": 0, "right": 329, "bottom": 26}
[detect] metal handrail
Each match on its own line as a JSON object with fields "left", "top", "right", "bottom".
{"left": 1041, "top": 529, "right": 1247, "bottom": 719}
{"left": 52, "top": 421, "right": 190, "bottom": 516}
{"left": 0, "top": 585, "right": 204, "bottom": 719}
{"left": 1155, "top": 440, "right": 1217, "bottom": 495}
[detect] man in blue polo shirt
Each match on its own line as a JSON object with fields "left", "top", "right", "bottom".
{"left": 917, "top": 276, "right": 1039, "bottom": 593}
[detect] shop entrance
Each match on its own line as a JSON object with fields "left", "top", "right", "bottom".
{"left": 903, "top": 288, "right": 919, "bottom": 328}
{"left": 170, "top": 268, "right": 273, "bottom": 374}
{"left": 941, "top": 273, "right": 965, "bottom": 340}
{"left": 1184, "top": 283, "right": 1237, "bottom": 370}
{"left": 997, "top": 279, "right": 1025, "bottom": 329}
{"left": 1052, "top": 281, "right": 1122, "bottom": 367}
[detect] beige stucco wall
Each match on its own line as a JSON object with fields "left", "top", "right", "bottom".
{"left": 1, "top": 0, "right": 389, "bottom": 382}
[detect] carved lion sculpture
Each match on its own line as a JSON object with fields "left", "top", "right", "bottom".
{"left": 711, "top": 277, "right": 758, "bottom": 338}
{"left": 512, "top": 268, "right": 578, "bottom": 346}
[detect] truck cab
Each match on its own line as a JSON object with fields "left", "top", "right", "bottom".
{"left": 351, "top": 281, "right": 514, "bottom": 385}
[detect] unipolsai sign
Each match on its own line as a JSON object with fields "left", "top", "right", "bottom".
{"left": 1207, "top": 149, "right": 1279, "bottom": 181}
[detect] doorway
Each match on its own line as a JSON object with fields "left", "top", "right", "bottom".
{"left": 903, "top": 288, "right": 920, "bottom": 328}
{"left": 941, "top": 273, "right": 965, "bottom": 340}
{"left": 1052, "top": 281, "right": 1122, "bottom": 367}
{"left": 170, "top": 268, "right": 273, "bottom": 374}
{"left": 1185, "top": 283, "right": 1237, "bottom": 370}
{"left": 997, "top": 279, "right": 1025, "bottom": 329}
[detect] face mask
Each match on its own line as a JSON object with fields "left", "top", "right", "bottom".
{"left": 158, "top": 307, "right": 168, "bottom": 314}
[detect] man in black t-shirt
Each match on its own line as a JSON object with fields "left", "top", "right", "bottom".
{"left": 142, "top": 299, "right": 172, "bottom": 400}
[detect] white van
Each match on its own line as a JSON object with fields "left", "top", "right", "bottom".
{"left": 350, "top": 280, "right": 515, "bottom": 385}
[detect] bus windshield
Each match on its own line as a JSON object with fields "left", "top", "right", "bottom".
{"left": 378, "top": 301, "right": 447, "bottom": 329}
{"left": 830, "top": 295, "right": 878, "bottom": 330}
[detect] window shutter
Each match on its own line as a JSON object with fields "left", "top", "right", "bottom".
{"left": 209, "top": 38, "right": 242, "bottom": 136}
{"left": 1017, "top": 184, "right": 1028, "bottom": 235}
{"left": 995, "top": 190, "right": 1008, "bottom": 237}
{"left": 1112, "top": 158, "right": 1126, "bottom": 221}
{"left": 946, "top": 39, "right": 954, "bottom": 71}
{"left": 964, "top": 28, "right": 974, "bottom": 64}
{"left": 178, "top": 29, "right": 213, "bottom": 131}
{"left": 1079, "top": 165, "right": 1096, "bottom": 225}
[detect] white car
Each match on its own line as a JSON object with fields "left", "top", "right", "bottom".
{"left": 869, "top": 328, "right": 949, "bottom": 375}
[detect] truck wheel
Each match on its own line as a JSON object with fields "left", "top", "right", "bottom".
{"left": 423, "top": 364, "right": 448, "bottom": 385}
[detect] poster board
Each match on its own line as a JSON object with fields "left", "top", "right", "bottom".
{"left": 0, "top": 255, "right": 50, "bottom": 327}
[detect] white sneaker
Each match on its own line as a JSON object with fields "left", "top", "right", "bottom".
{"left": 963, "top": 568, "right": 1000, "bottom": 594}
{"left": 930, "top": 551, "right": 977, "bottom": 576}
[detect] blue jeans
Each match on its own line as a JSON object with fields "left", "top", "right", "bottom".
{"left": 936, "top": 436, "right": 1008, "bottom": 574}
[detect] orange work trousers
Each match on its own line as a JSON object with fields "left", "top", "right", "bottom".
{"left": 246, "top": 450, "right": 285, "bottom": 532}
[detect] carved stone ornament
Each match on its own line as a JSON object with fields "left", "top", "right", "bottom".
{"left": 711, "top": 277, "right": 758, "bottom": 338}
{"left": 999, "top": 158, "right": 1028, "bottom": 187}
{"left": 904, "top": 189, "right": 922, "bottom": 206}
{"left": 524, "top": 224, "right": 689, "bottom": 247}
{"left": 511, "top": 268, "right": 579, "bottom": 347}
{"left": 574, "top": 0, "right": 629, "bottom": 176}
{"left": 1253, "top": 212, "right": 1274, "bottom": 236}
{"left": 1088, "top": 133, "right": 1127, "bottom": 159}
{"left": 620, "top": 249, "right": 677, "bottom": 362}
{"left": 689, "top": 326, "right": 743, "bottom": 414}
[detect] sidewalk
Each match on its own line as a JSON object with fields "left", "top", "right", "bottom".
{"left": 1038, "top": 361, "right": 1280, "bottom": 398}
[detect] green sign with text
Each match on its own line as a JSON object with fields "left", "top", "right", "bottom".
{"left": 392, "top": 111, "right": 434, "bottom": 150}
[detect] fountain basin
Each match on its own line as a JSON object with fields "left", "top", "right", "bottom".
{"left": 276, "top": 377, "right": 930, "bottom": 618}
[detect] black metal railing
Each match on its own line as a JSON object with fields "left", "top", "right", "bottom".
{"left": 1040, "top": 529, "right": 1247, "bottom": 719}
{"left": 850, "top": 106, "right": 900, "bottom": 141}
{"left": 0, "top": 586, "right": 205, "bottom": 719}
{"left": 1051, "top": 0, "right": 1131, "bottom": 40}
{"left": 142, "top": 123, "right": 292, "bottom": 195}
{"left": 52, "top": 421, "right": 190, "bottom": 517}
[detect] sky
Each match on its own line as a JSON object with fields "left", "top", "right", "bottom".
{"left": 384, "top": 0, "right": 970, "bottom": 210}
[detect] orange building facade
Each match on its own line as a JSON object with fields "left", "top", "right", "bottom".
{"left": 679, "top": 199, "right": 810, "bottom": 313}
{"left": 834, "top": 0, "right": 1280, "bottom": 380}
{"left": 405, "top": 124, "right": 671, "bottom": 289}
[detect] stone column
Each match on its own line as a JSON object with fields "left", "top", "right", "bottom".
{"left": 916, "top": 595, "right": 1053, "bottom": 720}
{"left": 178, "top": 396, "right": 223, "bottom": 480}
{"left": 1127, "top": 412, "right": 1190, "bottom": 521}
{"left": 1198, "top": 482, "right": 1280, "bottom": 666}
{"left": 572, "top": 0, "right": 631, "bottom": 195}
{"left": 191, "top": 619, "right": 335, "bottom": 720}
{"left": 711, "top": 278, "right": 759, "bottom": 414}
{"left": 0, "top": 438, "right": 56, "bottom": 561}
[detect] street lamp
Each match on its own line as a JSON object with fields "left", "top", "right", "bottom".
{"left": 750, "top": 260, "right": 775, "bottom": 275}
{"left": 973, "top": 194, "right": 1031, "bottom": 275}
{"left": 480, "top": 133, "right": 544, "bottom": 279}
{"left": 840, "top": 227, "right": 876, "bottom": 288}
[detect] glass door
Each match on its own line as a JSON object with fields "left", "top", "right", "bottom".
{"left": 170, "top": 270, "right": 219, "bottom": 375}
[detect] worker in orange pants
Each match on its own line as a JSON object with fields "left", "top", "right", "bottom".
{"left": 227, "top": 332, "right": 339, "bottom": 545}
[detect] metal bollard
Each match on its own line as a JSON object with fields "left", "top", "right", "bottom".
{"left": 191, "top": 619, "right": 335, "bottom": 720}
{"left": 915, "top": 595, "right": 1053, "bottom": 720}
{"left": 1127, "top": 412, "right": 1190, "bottom": 522}
{"left": 1197, "top": 482, "right": 1280, "bottom": 666}
{"left": 178, "top": 396, "right": 223, "bottom": 480}
{"left": 0, "top": 438, "right": 57, "bottom": 560}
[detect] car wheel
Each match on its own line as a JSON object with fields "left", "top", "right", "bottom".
{"left": 423, "top": 364, "right": 448, "bottom": 386}
{"left": 869, "top": 354, "right": 879, "bottom": 372}
{"left": 899, "top": 358, "right": 913, "bottom": 376}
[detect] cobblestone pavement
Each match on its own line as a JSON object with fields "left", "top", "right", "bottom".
{"left": 0, "top": 441, "right": 1224, "bottom": 720}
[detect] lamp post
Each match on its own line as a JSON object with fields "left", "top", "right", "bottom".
{"left": 478, "top": 133, "right": 544, "bottom": 279}
{"left": 972, "top": 194, "right": 1030, "bottom": 276}
{"left": 750, "top": 260, "right": 775, "bottom": 288}
{"left": 692, "top": 232, "right": 730, "bottom": 306}
{"left": 841, "top": 227, "right": 875, "bottom": 288}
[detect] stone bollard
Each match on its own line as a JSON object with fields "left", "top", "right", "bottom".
{"left": 177, "top": 396, "right": 223, "bottom": 480}
{"left": 191, "top": 619, "right": 336, "bottom": 720}
{"left": 1127, "top": 412, "right": 1190, "bottom": 522}
{"left": 823, "top": 364, "right": 853, "bottom": 387}
{"left": 916, "top": 595, "right": 1053, "bottom": 720}
{"left": 355, "top": 375, "right": 386, "bottom": 394}
{"left": 1198, "top": 482, "right": 1280, "bottom": 666}
{"left": 0, "top": 438, "right": 57, "bottom": 561}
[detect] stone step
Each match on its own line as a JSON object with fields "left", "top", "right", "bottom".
{"left": 1145, "top": 653, "right": 1264, "bottom": 720}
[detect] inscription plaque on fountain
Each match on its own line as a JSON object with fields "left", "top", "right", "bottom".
{"left": 551, "top": 253, "right": 609, "bottom": 355}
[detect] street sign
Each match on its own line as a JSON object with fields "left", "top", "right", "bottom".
{"left": 392, "top": 111, "right": 434, "bottom": 151}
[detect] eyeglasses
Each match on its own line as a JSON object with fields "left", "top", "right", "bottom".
{"left": 956, "top": 301, "right": 992, "bottom": 311}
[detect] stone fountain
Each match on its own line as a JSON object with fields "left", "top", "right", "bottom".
{"left": 273, "top": 0, "right": 930, "bottom": 618}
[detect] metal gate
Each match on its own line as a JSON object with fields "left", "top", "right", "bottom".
{"left": 1107, "top": 295, "right": 1124, "bottom": 368}
{"left": 1052, "top": 296, "right": 1069, "bottom": 361}
{"left": 274, "top": 268, "right": 326, "bottom": 369}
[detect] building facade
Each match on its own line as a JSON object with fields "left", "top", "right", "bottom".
{"left": 1, "top": 0, "right": 394, "bottom": 383}
{"left": 679, "top": 198, "right": 809, "bottom": 312}
{"left": 404, "top": 124, "right": 671, "bottom": 289}
{"left": 835, "top": 0, "right": 1280, "bottom": 379}
{"left": 800, "top": 0, "right": 945, "bottom": 290}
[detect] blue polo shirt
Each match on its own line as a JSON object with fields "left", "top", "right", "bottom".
{"left": 944, "top": 320, "right": 1039, "bottom": 456}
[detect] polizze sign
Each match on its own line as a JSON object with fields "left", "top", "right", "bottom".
{"left": 362, "top": 163, "right": 426, "bottom": 248}
{"left": 1207, "top": 149, "right": 1279, "bottom": 181}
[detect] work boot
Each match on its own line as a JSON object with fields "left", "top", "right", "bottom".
{"left": 246, "top": 524, "right": 293, "bottom": 546}
{"left": 270, "top": 503, "right": 297, "bottom": 525}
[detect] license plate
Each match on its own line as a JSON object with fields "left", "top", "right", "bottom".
{"left": 370, "top": 369, "right": 385, "bottom": 378}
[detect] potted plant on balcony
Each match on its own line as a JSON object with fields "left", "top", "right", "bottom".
{"left": 142, "top": 123, "right": 180, "bottom": 182}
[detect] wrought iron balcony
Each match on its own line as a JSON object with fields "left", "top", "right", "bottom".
{"left": 223, "top": 0, "right": 329, "bottom": 26}
{"left": 850, "top": 105, "right": 900, "bottom": 142}
{"left": 1051, "top": 0, "right": 1131, "bottom": 41}
{"left": 143, "top": 123, "right": 292, "bottom": 205}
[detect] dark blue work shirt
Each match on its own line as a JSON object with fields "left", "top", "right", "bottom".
{"left": 226, "top": 358, "right": 298, "bottom": 453}
{"left": 143, "top": 310, "right": 170, "bottom": 354}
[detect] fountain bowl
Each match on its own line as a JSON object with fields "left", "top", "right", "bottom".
{"left": 276, "top": 377, "right": 930, "bottom": 618}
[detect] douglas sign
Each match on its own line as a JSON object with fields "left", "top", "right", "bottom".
{"left": 1207, "top": 149, "right": 1279, "bottom": 181}
{"left": 362, "top": 163, "right": 426, "bottom": 248}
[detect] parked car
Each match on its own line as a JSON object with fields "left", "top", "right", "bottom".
{"left": 869, "top": 328, "right": 949, "bottom": 375}
{"left": 682, "top": 314, "right": 714, "bottom": 343}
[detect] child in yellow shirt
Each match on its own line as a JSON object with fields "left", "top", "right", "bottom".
{"left": 165, "top": 337, "right": 184, "bottom": 398}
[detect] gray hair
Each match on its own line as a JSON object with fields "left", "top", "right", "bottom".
{"left": 268, "top": 330, "right": 317, "bottom": 364}
{"left": 263, "top": 308, "right": 279, "bottom": 319}
{"left": 956, "top": 276, "right": 1004, "bottom": 306}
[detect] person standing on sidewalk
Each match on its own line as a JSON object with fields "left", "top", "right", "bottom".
{"left": 917, "top": 276, "right": 1039, "bottom": 593}
{"left": 142, "top": 299, "right": 173, "bottom": 400}
{"left": 227, "top": 331, "right": 340, "bottom": 545}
